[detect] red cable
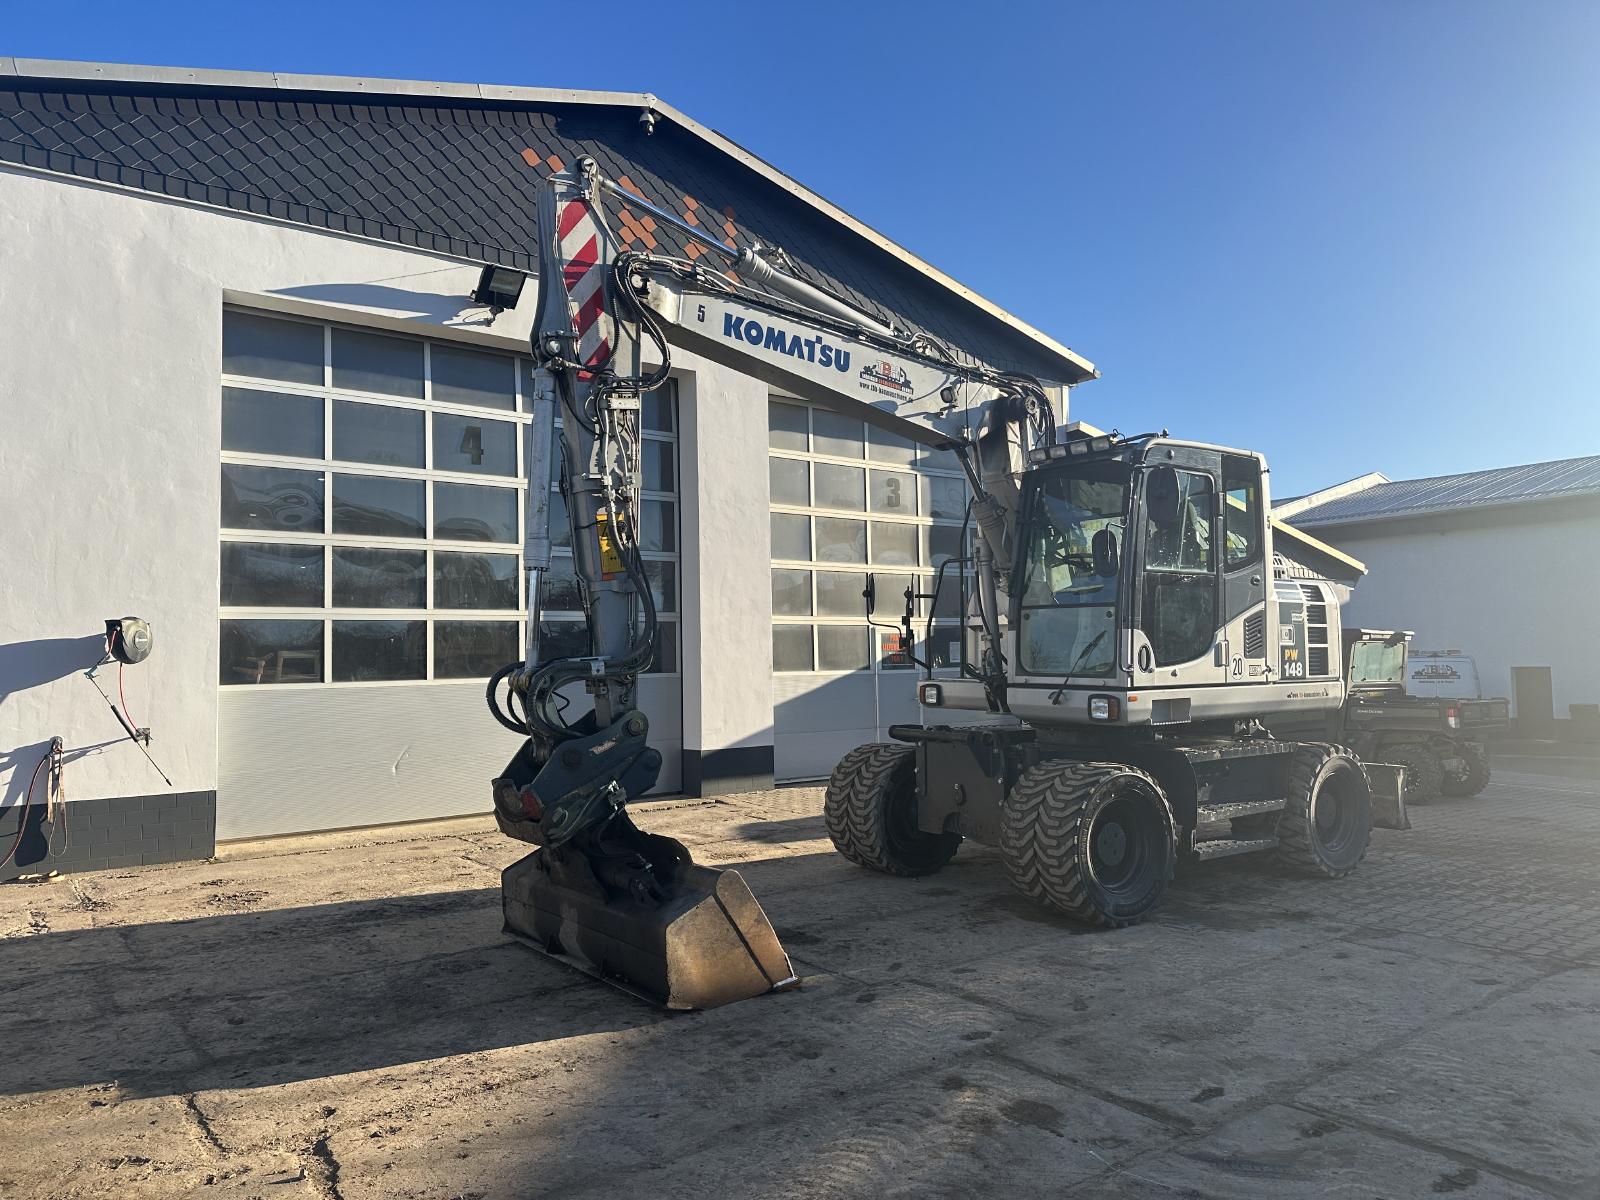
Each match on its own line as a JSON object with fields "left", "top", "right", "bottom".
{"left": 1, "top": 753, "right": 49, "bottom": 871}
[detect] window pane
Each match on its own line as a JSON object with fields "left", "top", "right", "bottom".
{"left": 868, "top": 425, "right": 917, "bottom": 467}
{"left": 639, "top": 499, "right": 676, "bottom": 553}
{"left": 223, "top": 312, "right": 323, "bottom": 385}
{"left": 434, "top": 621, "right": 520, "bottom": 678}
{"left": 435, "top": 482, "right": 518, "bottom": 543}
{"left": 642, "top": 440, "right": 675, "bottom": 492}
{"left": 540, "top": 555, "right": 583, "bottom": 612}
{"left": 333, "top": 400, "right": 424, "bottom": 468}
{"left": 1145, "top": 471, "right": 1214, "bottom": 573}
{"left": 925, "top": 475, "right": 967, "bottom": 520}
{"left": 332, "top": 547, "right": 426, "bottom": 608}
{"left": 221, "top": 464, "right": 325, "bottom": 533}
{"left": 430, "top": 343, "right": 516, "bottom": 410}
{"left": 769, "top": 457, "right": 808, "bottom": 505}
{"left": 221, "top": 542, "right": 324, "bottom": 607}
{"left": 644, "top": 560, "right": 676, "bottom": 613}
{"left": 436, "top": 551, "right": 519, "bottom": 609}
{"left": 814, "top": 463, "right": 865, "bottom": 511}
{"left": 1223, "top": 458, "right": 1262, "bottom": 571}
{"left": 645, "top": 621, "right": 677, "bottom": 674}
{"left": 548, "top": 490, "right": 571, "bottom": 548}
{"left": 772, "top": 568, "right": 812, "bottom": 616}
{"left": 331, "top": 327, "right": 423, "bottom": 398}
{"left": 768, "top": 401, "right": 807, "bottom": 451}
{"left": 434, "top": 412, "right": 516, "bottom": 476}
{"left": 221, "top": 619, "right": 323, "bottom": 684}
{"left": 927, "top": 524, "right": 965, "bottom": 568}
{"left": 813, "top": 411, "right": 863, "bottom": 458}
{"left": 332, "top": 474, "right": 425, "bottom": 538}
{"left": 931, "top": 571, "right": 964, "bottom": 619}
{"left": 222, "top": 387, "right": 323, "bottom": 459}
{"left": 871, "top": 521, "right": 918, "bottom": 566}
{"left": 773, "top": 625, "right": 813, "bottom": 672}
{"left": 816, "top": 570, "right": 867, "bottom": 617}
{"left": 875, "top": 573, "right": 917, "bottom": 619}
{"left": 643, "top": 383, "right": 676, "bottom": 433}
{"left": 537, "top": 619, "right": 589, "bottom": 661}
{"left": 918, "top": 445, "right": 961, "bottom": 474}
{"left": 869, "top": 470, "right": 917, "bottom": 515}
{"left": 771, "top": 512, "right": 810, "bottom": 561}
{"left": 817, "top": 625, "right": 868, "bottom": 671}
{"left": 332, "top": 620, "right": 425, "bottom": 681}
{"left": 927, "top": 627, "right": 963, "bottom": 671}
{"left": 815, "top": 516, "right": 866, "bottom": 563}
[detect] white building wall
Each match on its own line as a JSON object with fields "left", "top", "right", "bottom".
{"left": 1315, "top": 503, "right": 1600, "bottom": 718}
{"left": 677, "top": 362, "right": 777, "bottom": 790}
{"left": 0, "top": 165, "right": 767, "bottom": 829}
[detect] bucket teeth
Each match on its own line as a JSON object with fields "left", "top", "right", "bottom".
{"left": 502, "top": 851, "right": 796, "bottom": 1010}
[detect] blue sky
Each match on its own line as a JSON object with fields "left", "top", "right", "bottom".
{"left": 9, "top": 1, "right": 1598, "bottom": 495}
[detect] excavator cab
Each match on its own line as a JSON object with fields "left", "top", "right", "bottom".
{"left": 996, "top": 435, "right": 1291, "bottom": 731}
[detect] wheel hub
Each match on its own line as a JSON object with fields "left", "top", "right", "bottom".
{"left": 1095, "top": 819, "right": 1128, "bottom": 867}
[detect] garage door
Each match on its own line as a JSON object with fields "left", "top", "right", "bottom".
{"left": 216, "top": 308, "right": 682, "bottom": 838}
{"left": 769, "top": 396, "right": 966, "bottom": 782}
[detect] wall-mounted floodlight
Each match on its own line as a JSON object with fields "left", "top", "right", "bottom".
{"left": 472, "top": 265, "right": 528, "bottom": 314}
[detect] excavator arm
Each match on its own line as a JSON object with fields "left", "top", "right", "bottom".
{"left": 488, "top": 158, "right": 1060, "bottom": 1008}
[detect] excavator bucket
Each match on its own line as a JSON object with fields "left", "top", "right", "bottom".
{"left": 502, "top": 850, "right": 797, "bottom": 1010}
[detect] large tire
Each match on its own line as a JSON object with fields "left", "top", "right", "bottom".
{"left": 824, "top": 743, "right": 960, "bottom": 876}
{"left": 1001, "top": 761, "right": 1176, "bottom": 928}
{"left": 1385, "top": 745, "right": 1443, "bottom": 806}
{"left": 1440, "top": 741, "right": 1491, "bottom": 798}
{"left": 1277, "top": 744, "right": 1371, "bottom": 877}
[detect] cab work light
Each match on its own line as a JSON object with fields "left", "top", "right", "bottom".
{"left": 1088, "top": 695, "right": 1120, "bottom": 721}
{"left": 919, "top": 683, "right": 943, "bottom": 706}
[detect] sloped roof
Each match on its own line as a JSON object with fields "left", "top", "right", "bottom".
{"left": 0, "top": 57, "right": 1095, "bottom": 383}
{"left": 1289, "top": 456, "right": 1600, "bottom": 527}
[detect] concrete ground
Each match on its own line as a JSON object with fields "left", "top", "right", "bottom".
{"left": 2, "top": 755, "right": 1598, "bottom": 1199}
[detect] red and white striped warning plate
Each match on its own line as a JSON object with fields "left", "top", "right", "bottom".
{"left": 556, "top": 198, "right": 614, "bottom": 372}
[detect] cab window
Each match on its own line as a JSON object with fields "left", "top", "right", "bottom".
{"left": 1222, "top": 457, "right": 1262, "bottom": 571}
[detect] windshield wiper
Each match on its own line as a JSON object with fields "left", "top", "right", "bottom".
{"left": 1049, "top": 630, "right": 1108, "bottom": 704}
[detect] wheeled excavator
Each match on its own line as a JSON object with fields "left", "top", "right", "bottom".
{"left": 489, "top": 157, "right": 1387, "bottom": 1010}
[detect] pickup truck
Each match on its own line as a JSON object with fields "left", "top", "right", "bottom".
{"left": 1339, "top": 630, "right": 1509, "bottom": 803}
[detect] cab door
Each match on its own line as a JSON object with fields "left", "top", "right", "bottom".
{"left": 1134, "top": 447, "right": 1226, "bottom": 689}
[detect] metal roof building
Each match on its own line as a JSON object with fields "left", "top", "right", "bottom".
{"left": 1283, "top": 457, "right": 1600, "bottom": 528}
{"left": 1283, "top": 456, "right": 1600, "bottom": 732}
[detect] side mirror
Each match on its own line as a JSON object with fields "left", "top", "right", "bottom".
{"left": 1147, "top": 466, "right": 1181, "bottom": 526}
{"left": 1092, "top": 528, "right": 1119, "bottom": 578}
{"left": 862, "top": 572, "right": 877, "bottom": 617}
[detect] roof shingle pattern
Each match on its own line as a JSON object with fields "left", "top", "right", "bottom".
{"left": 0, "top": 81, "right": 1071, "bottom": 378}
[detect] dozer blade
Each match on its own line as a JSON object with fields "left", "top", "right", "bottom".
{"left": 502, "top": 851, "right": 798, "bottom": 1010}
{"left": 1366, "top": 761, "right": 1413, "bottom": 830}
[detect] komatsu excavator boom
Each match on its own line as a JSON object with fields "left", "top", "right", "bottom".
{"left": 490, "top": 156, "right": 1392, "bottom": 1011}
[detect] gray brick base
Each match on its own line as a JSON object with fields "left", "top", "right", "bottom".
{"left": 0, "top": 790, "right": 215, "bottom": 881}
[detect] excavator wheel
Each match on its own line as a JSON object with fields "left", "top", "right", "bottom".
{"left": 825, "top": 743, "right": 960, "bottom": 876}
{"left": 1385, "top": 745, "right": 1443, "bottom": 807}
{"left": 1440, "top": 742, "right": 1491, "bottom": 798}
{"left": 1276, "top": 744, "right": 1371, "bottom": 878}
{"left": 1000, "top": 760, "right": 1175, "bottom": 928}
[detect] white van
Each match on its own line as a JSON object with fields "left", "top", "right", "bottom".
{"left": 1407, "top": 651, "right": 1483, "bottom": 700}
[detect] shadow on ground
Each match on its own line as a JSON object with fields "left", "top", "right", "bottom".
{"left": 0, "top": 884, "right": 664, "bottom": 1099}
